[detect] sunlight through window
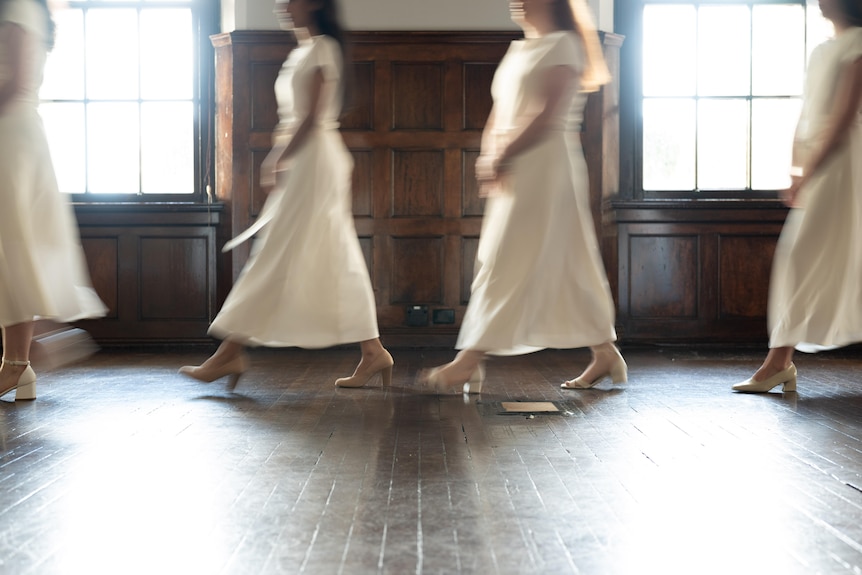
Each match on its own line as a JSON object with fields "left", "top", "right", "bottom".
{"left": 40, "top": 0, "right": 197, "bottom": 196}
{"left": 642, "top": 1, "right": 833, "bottom": 193}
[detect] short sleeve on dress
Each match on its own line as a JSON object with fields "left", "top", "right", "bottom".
{"left": 537, "top": 32, "right": 583, "bottom": 72}
{"left": 312, "top": 36, "right": 342, "bottom": 85}
{"left": 839, "top": 27, "right": 862, "bottom": 65}
{"left": 1, "top": 0, "right": 45, "bottom": 39}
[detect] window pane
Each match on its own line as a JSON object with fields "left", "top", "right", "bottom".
{"left": 751, "top": 98, "right": 802, "bottom": 190}
{"left": 643, "top": 5, "right": 697, "bottom": 97}
{"left": 40, "top": 103, "right": 86, "bottom": 194}
{"left": 86, "top": 9, "right": 139, "bottom": 100}
{"left": 752, "top": 6, "right": 805, "bottom": 96}
{"left": 698, "top": 5, "right": 750, "bottom": 96}
{"left": 141, "top": 102, "right": 193, "bottom": 194}
{"left": 697, "top": 99, "right": 749, "bottom": 190}
{"left": 41, "top": 9, "right": 84, "bottom": 100}
{"left": 87, "top": 103, "right": 140, "bottom": 193}
{"left": 140, "top": 9, "right": 192, "bottom": 100}
{"left": 643, "top": 98, "right": 696, "bottom": 191}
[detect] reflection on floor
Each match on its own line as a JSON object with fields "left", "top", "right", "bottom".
{"left": 2, "top": 346, "right": 862, "bottom": 574}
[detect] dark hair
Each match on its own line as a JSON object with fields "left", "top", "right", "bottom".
{"left": 549, "top": 0, "right": 610, "bottom": 92}
{"left": 35, "top": 0, "right": 55, "bottom": 51}
{"left": 1, "top": 0, "right": 56, "bottom": 50}
{"left": 837, "top": 0, "right": 862, "bottom": 27}
{"left": 311, "top": 0, "right": 353, "bottom": 109}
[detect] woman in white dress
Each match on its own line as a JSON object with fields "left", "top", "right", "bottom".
{"left": 180, "top": 0, "right": 392, "bottom": 390}
{"left": 0, "top": 0, "right": 106, "bottom": 400}
{"left": 424, "top": 0, "right": 625, "bottom": 393}
{"left": 733, "top": 0, "right": 862, "bottom": 393}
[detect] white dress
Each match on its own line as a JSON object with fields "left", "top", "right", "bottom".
{"left": 209, "top": 35, "right": 379, "bottom": 348}
{"left": 456, "top": 31, "right": 617, "bottom": 356}
{"left": 768, "top": 27, "right": 862, "bottom": 352}
{"left": 0, "top": 0, "right": 106, "bottom": 327}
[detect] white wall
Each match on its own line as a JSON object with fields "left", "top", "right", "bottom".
{"left": 224, "top": 0, "right": 613, "bottom": 33}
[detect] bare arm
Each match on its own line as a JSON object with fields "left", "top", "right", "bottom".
{"left": 261, "top": 67, "right": 326, "bottom": 191}
{"left": 783, "top": 56, "right": 862, "bottom": 206}
{"left": 476, "top": 65, "right": 577, "bottom": 186}
{"left": 0, "top": 24, "right": 30, "bottom": 115}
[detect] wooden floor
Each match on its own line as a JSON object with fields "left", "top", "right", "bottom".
{"left": 3, "top": 346, "right": 862, "bottom": 574}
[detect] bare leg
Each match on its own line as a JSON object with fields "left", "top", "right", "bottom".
{"left": 752, "top": 346, "right": 794, "bottom": 382}
{"left": 1, "top": 321, "right": 35, "bottom": 394}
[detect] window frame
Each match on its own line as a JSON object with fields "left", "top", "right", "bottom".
{"left": 617, "top": 0, "right": 826, "bottom": 201}
{"left": 41, "top": 0, "right": 218, "bottom": 204}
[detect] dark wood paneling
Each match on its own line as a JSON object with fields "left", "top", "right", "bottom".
{"left": 74, "top": 205, "right": 220, "bottom": 343}
{"left": 460, "top": 237, "right": 479, "bottom": 305}
{"left": 80, "top": 237, "right": 119, "bottom": 319}
{"left": 390, "top": 236, "right": 444, "bottom": 304}
{"left": 628, "top": 235, "right": 698, "bottom": 318}
{"left": 462, "top": 63, "right": 496, "bottom": 130}
{"left": 250, "top": 62, "right": 281, "bottom": 132}
{"left": 614, "top": 202, "right": 787, "bottom": 342}
{"left": 461, "top": 149, "right": 484, "bottom": 217}
{"left": 140, "top": 237, "right": 210, "bottom": 320}
{"left": 391, "top": 63, "right": 444, "bottom": 130}
{"left": 351, "top": 149, "right": 373, "bottom": 217}
{"left": 718, "top": 235, "right": 776, "bottom": 319}
{"left": 392, "top": 149, "right": 444, "bottom": 217}
{"left": 342, "top": 62, "right": 375, "bottom": 131}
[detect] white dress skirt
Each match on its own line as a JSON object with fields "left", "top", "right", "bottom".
{"left": 768, "top": 28, "right": 862, "bottom": 352}
{"left": 0, "top": 0, "right": 106, "bottom": 327}
{"left": 456, "top": 31, "right": 617, "bottom": 356}
{"left": 209, "top": 35, "right": 379, "bottom": 348}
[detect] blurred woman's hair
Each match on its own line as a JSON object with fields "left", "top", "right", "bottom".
{"left": 551, "top": 0, "right": 611, "bottom": 92}
{"left": 311, "top": 0, "right": 354, "bottom": 110}
{"left": 0, "top": 0, "right": 55, "bottom": 50}
{"left": 836, "top": 0, "right": 862, "bottom": 27}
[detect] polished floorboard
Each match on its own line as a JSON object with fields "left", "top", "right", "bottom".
{"left": 3, "top": 346, "right": 862, "bottom": 574}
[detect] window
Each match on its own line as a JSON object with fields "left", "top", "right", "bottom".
{"left": 39, "top": 0, "right": 215, "bottom": 200}
{"left": 636, "top": 0, "right": 833, "bottom": 196}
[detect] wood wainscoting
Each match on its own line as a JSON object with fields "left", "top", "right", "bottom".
{"left": 613, "top": 200, "right": 788, "bottom": 343}
{"left": 212, "top": 30, "right": 623, "bottom": 347}
{"left": 74, "top": 204, "right": 222, "bottom": 344}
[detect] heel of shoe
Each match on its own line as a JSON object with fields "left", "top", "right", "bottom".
{"left": 610, "top": 359, "right": 628, "bottom": 384}
{"left": 782, "top": 376, "right": 797, "bottom": 393}
{"left": 381, "top": 365, "right": 393, "bottom": 387}
{"left": 464, "top": 363, "right": 485, "bottom": 394}
{"left": 226, "top": 371, "right": 243, "bottom": 391}
{"left": 16, "top": 381, "right": 36, "bottom": 401}
{"left": 16, "top": 366, "right": 37, "bottom": 401}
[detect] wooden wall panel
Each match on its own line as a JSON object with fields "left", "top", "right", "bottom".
{"left": 74, "top": 206, "right": 220, "bottom": 344}
{"left": 462, "top": 63, "right": 495, "bottom": 130}
{"left": 342, "top": 62, "right": 375, "bottom": 131}
{"left": 390, "top": 236, "right": 444, "bottom": 304}
{"left": 392, "top": 149, "right": 445, "bottom": 217}
{"left": 461, "top": 149, "right": 484, "bottom": 217}
{"left": 250, "top": 62, "right": 281, "bottom": 132}
{"left": 628, "top": 235, "right": 698, "bottom": 318}
{"left": 80, "top": 237, "right": 119, "bottom": 319}
{"left": 140, "top": 237, "right": 210, "bottom": 320}
{"left": 718, "top": 235, "right": 776, "bottom": 319}
{"left": 460, "top": 237, "right": 479, "bottom": 305}
{"left": 614, "top": 205, "right": 786, "bottom": 342}
{"left": 391, "top": 63, "right": 444, "bottom": 130}
{"left": 351, "top": 149, "right": 374, "bottom": 217}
